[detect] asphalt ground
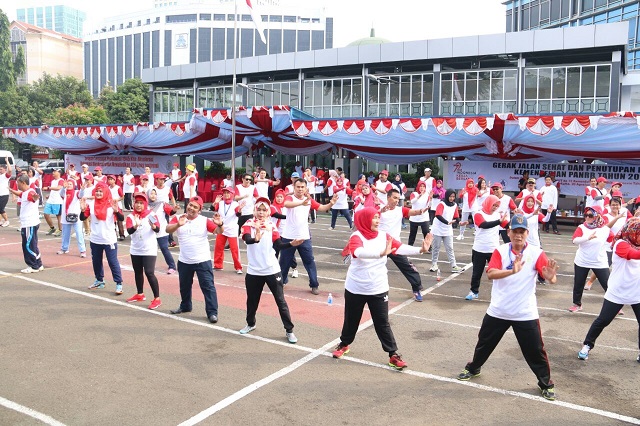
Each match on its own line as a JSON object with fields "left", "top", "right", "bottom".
{"left": 1, "top": 204, "right": 639, "bottom": 425}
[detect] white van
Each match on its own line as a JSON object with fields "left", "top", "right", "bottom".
{"left": 0, "top": 150, "right": 16, "bottom": 177}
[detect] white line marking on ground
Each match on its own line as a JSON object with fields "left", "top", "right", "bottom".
{"left": 0, "top": 395, "right": 67, "bottom": 426}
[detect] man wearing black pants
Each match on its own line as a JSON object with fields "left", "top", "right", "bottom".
{"left": 457, "top": 215, "right": 559, "bottom": 401}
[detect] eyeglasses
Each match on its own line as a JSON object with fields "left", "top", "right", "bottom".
{"left": 244, "top": 178, "right": 253, "bottom": 182}
{"left": 584, "top": 213, "right": 595, "bottom": 218}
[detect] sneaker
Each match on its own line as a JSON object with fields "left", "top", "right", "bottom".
{"left": 568, "top": 304, "right": 582, "bottom": 313}
{"left": 456, "top": 234, "right": 464, "bottom": 241}
{"left": 464, "top": 291, "right": 479, "bottom": 301}
{"left": 115, "top": 284, "right": 123, "bottom": 295}
{"left": 38, "top": 265, "right": 44, "bottom": 271}
{"left": 118, "top": 236, "right": 125, "bottom": 241}
{"left": 451, "top": 265, "right": 464, "bottom": 273}
{"left": 0, "top": 221, "right": 8, "bottom": 227}
{"left": 286, "top": 332, "right": 298, "bottom": 344}
{"left": 553, "top": 231, "right": 561, "bottom": 235}
{"left": 148, "top": 298, "right": 162, "bottom": 310}
{"left": 429, "top": 264, "right": 439, "bottom": 272}
{"left": 637, "top": 353, "right": 640, "bottom": 363}
{"left": 332, "top": 344, "right": 350, "bottom": 358}
{"left": 584, "top": 280, "right": 594, "bottom": 290}
{"left": 46, "top": 227, "right": 55, "bottom": 235}
{"left": 126, "top": 293, "right": 146, "bottom": 303}
{"left": 540, "top": 386, "right": 556, "bottom": 401}
{"left": 618, "top": 309, "right": 624, "bottom": 316}
{"left": 328, "top": 227, "right": 335, "bottom": 230}
{"left": 224, "top": 244, "right": 230, "bottom": 250}
{"left": 80, "top": 252, "right": 86, "bottom": 258}
{"left": 388, "top": 353, "right": 407, "bottom": 370}
{"left": 578, "top": 345, "right": 590, "bottom": 360}
{"left": 413, "top": 291, "right": 423, "bottom": 302}
{"left": 56, "top": 250, "right": 69, "bottom": 255}
{"left": 53, "top": 230, "right": 61, "bottom": 237}
{"left": 213, "top": 267, "right": 223, "bottom": 271}
{"left": 167, "top": 268, "right": 176, "bottom": 274}
{"left": 20, "top": 267, "right": 38, "bottom": 274}
{"left": 88, "top": 280, "right": 105, "bottom": 289}
{"left": 291, "top": 268, "right": 299, "bottom": 278}
{"left": 239, "top": 324, "right": 256, "bottom": 334}
{"left": 457, "top": 368, "right": 481, "bottom": 381}
{"left": 236, "top": 269, "right": 243, "bottom": 274}
{"left": 311, "top": 287, "right": 319, "bottom": 295}
{"left": 169, "top": 241, "right": 177, "bottom": 247}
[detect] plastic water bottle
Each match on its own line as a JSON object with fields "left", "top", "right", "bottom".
{"left": 436, "top": 270, "right": 442, "bottom": 282}
{"left": 327, "top": 293, "right": 333, "bottom": 305}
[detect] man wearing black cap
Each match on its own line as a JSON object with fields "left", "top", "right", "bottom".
{"left": 456, "top": 214, "right": 559, "bottom": 401}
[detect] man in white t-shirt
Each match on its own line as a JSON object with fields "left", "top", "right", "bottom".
{"left": 455, "top": 214, "right": 559, "bottom": 401}
{"left": 540, "top": 175, "right": 559, "bottom": 234}
{"left": 373, "top": 170, "right": 393, "bottom": 205}
{"left": 280, "top": 178, "right": 337, "bottom": 294}
{"left": 166, "top": 196, "right": 224, "bottom": 323}
{"left": 43, "top": 168, "right": 65, "bottom": 237}
{"left": 170, "top": 162, "right": 182, "bottom": 201}
{"left": 9, "top": 174, "right": 44, "bottom": 273}
{"left": 122, "top": 167, "right": 135, "bottom": 210}
{"left": 273, "top": 161, "right": 282, "bottom": 181}
{"left": 254, "top": 169, "right": 280, "bottom": 199}
{"left": 0, "top": 161, "right": 12, "bottom": 226}
{"left": 235, "top": 173, "right": 259, "bottom": 232}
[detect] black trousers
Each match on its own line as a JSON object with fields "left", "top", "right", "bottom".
{"left": 245, "top": 272, "right": 294, "bottom": 332}
{"left": 573, "top": 264, "right": 609, "bottom": 306}
{"left": 388, "top": 253, "right": 422, "bottom": 292}
{"left": 130, "top": 255, "right": 160, "bottom": 298}
{"left": 21, "top": 225, "right": 42, "bottom": 269}
{"left": 339, "top": 289, "right": 397, "bottom": 355}
{"left": 499, "top": 229, "right": 510, "bottom": 244}
{"left": 584, "top": 299, "right": 640, "bottom": 350}
{"left": 470, "top": 250, "right": 493, "bottom": 294}
{"left": 465, "top": 314, "right": 554, "bottom": 390}
{"left": 408, "top": 221, "right": 429, "bottom": 246}
{"left": 541, "top": 209, "right": 558, "bottom": 232}
{"left": 124, "top": 193, "right": 133, "bottom": 210}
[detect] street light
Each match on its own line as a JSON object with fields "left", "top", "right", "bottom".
{"left": 366, "top": 74, "right": 398, "bottom": 117}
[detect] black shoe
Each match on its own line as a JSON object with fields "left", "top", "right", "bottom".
{"left": 170, "top": 307, "right": 191, "bottom": 314}
{"left": 208, "top": 314, "right": 218, "bottom": 323}
{"left": 457, "top": 368, "right": 481, "bottom": 381}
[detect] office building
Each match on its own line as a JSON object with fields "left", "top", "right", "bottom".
{"left": 504, "top": 0, "right": 640, "bottom": 69}
{"left": 83, "top": 0, "right": 333, "bottom": 97}
{"left": 10, "top": 21, "right": 83, "bottom": 85}
{"left": 16, "top": 5, "right": 86, "bottom": 39}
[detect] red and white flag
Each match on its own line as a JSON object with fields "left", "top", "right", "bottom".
{"left": 246, "top": 0, "right": 267, "bottom": 44}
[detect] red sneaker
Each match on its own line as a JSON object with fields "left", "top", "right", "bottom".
{"left": 389, "top": 353, "right": 407, "bottom": 370}
{"left": 332, "top": 344, "right": 350, "bottom": 358}
{"left": 148, "top": 298, "right": 162, "bottom": 310}
{"left": 126, "top": 294, "right": 146, "bottom": 303}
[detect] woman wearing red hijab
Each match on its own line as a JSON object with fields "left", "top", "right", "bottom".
{"left": 457, "top": 178, "right": 478, "bottom": 240}
{"left": 80, "top": 182, "right": 125, "bottom": 295}
{"left": 125, "top": 193, "right": 162, "bottom": 310}
{"left": 352, "top": 183, "right": 378, "bottom": 213}
{"left": 578, "top": 217, "right": 640, "bottom": 362}
{"left": 465, "top": 195, "right": 508, "bottom": 300}
{"left": 332, "top": 207, "right": 433, "bottom": 370}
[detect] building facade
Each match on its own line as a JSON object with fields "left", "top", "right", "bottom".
{"left": 16, "top": 5, "right": 86, "bottom": 39}
{"left": 10, "top": 21, "right": 83, "bottom": 85}
{"left": 504, "top": 0, "right": 640, "bottom": 69}
{"left": 83, "top": 0, "right": 333, "bottom": 97}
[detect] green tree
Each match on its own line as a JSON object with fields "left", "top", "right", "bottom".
{"left": 415, "top": 160, "right": 441, "bottom": 180}
{"left": 27, "top": 74, "right": 93, "bottom": 123}
{"left": 0, "top": 9, "right": 25, "bottom": 91}
{"left": 0, "top": 85, "right": 37, "bottom": 153}
{"left": 47, "top": 103, "right": 109, "bottom": 126}
{"left": 14, "top": 45, "right": 25, "bottom": 78}
{"left": 98, "top": 78, "right": 150, "bottom": 123}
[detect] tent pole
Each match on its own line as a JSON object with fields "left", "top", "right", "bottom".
{"left": 231, "top": 0, "right": 238, "bottom": 185}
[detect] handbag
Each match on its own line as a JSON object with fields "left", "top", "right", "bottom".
{"left": 66, "top": 213, "right": 78, "bottom": 223}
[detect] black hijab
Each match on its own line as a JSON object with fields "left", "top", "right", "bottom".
{"left": 444, "top": 189, "right": 457, "bottom": 207}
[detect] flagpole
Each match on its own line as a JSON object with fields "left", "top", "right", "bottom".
{"left": 230, "top": 0, "right": 238, "bottom": 185}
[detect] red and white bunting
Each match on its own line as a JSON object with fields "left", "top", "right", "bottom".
{"left": 292, "top": 121, "right": 313, "bottom": 137}
{"left": 432, "top": 118, "right": 457, "bottom": 135}
{"left": 560, "top": 116, "right": 592, "bottom": 136}
{"left": 520, "top": 117, "right": 555, "bottom": 135}
{"left": 370, "top": 119, "right": 393, "bottom": 135}
{"left": 398, "top": 118, "right": 424, "bottom": 133}
{"left": 459, "top": 117, "right": 490, "bottom": 136}
{"left": 318, "top": 120, "right": 339, "bottom": 136}
{"left": 170, "top": 123, "right": 187, "bottom": 136}
{"left": 343, "top": 120, "right": 366, "bottom": 135}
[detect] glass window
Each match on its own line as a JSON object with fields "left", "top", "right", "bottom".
{"left": 465, "top": 72, "right": 478, "bottom": 101}
{"left": 566, "top": 67, "right": 581, "bottom": 98}
{"left": 552, "top": 67, "right": 566, "bottom": 98}
{"left": 581, "top": 66, "right": 595, "bottom": 97}
{"left": 538, "top": 68, "right": 552, "bottom": 99}
{"left": 550, "top": 0, "right": 561, "bottom": 21}
{"left": 525, "top": 69, "right": 538, "bottom": 99}
{"left": 596, "top": 65, "right": 611, "bottom": 97}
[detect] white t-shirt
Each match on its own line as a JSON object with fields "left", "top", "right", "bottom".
{"left": 374, "top": 179, "right": 393, "bottom": 205}
{"left": 0, "top": 171, "right": 10, "bottom": 196}
{"left": 46, "top": 178, "right": 65, "bottom": 204}
{"left": 19, "top": 189, "right": 40, "bottom": 228}
{"left": 540, "top": 184, "right": 558, "bottom": 210}
{"left": 272, "top": 167, "right": 282, "bottom": 180}
{"left": 572, "top": 224, "right": 614, "bottom": 269}
{"left": 154, "top": 185, "right": 172, "bottom": 203}
{"left": 235, "top": 184, "right": 258, "bottom": 215}
{"left": 472, "top": 210, "right": 504, "bottom": 253}
{"left": 331, "top": 183, "right": 349, "bottom": 210}
{"left": 241, "top": 219, "right": 281, "bottom": 276}
{"left": 606, "top": 240, "right": 640, "bottom": 305}
{"left": 123, "top": 174, "right": 135, "bottom": 194}
{"left": 214, "top": 200, "right": 240, "bottom": 237}
{"left": 126, "top": 212, "right": 159, "bottom": 256}
{"left": 254, "top": 180, "right": 273, "bottom": 199}
{"left": 60, "top": 190, "right": 81, "bottom": 225}
{"left": 379, "top": 206, "right": 409, "bottom": 240}
{"left": 431, "top": 203, "right": 459, "bottom": 237}
{"left": 170, "top": 214, "right": 217, "bottom": 264}
{"left": 282, "top": 196, "right": 320, "bottom": 240}
{"left": 409, "top": 191, "right": 429, "bottom": 223}
{"left": 86, "top": 205, "right": 119, "bottom": 245}
{"left": 486, "top": 243, "right": 548, "bottom": 321}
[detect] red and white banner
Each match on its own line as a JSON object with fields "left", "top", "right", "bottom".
{"left": 246, "top": 0, "right": 267, "bottom": 44}
{"left": 444, "top": 160, "right": 640, "bottom": 199}
{"left": 64, "top": 154, "right": 176, "bottom": 176}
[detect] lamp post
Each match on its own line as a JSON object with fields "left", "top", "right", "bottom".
{"left": 366, "top": 74, "right": 397, "bottom": 117}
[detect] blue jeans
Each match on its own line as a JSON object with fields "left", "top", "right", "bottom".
{"left": 177, "top": 260, "right": 218, "bottom": 317}
{"left": 279, "top": 238, "right": 319, "bottom": 288}
{"left": 157, "top": 235, "right": 176, "bottom": 269}
{"left": 90, "top": 241, "right": 122, "bottom": 284}
{"left": 331, "top": 208, "right": 353, "bottom": 228}
{"left": 61, "top": 222, "right": 86, "bottom": 253}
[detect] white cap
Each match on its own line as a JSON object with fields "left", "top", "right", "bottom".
{"left": 424, "top": 168, "right": 432, "bottom": 172}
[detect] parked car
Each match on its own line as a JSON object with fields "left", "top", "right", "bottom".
{"left": 38, "top": 159, "right": 66, "bottom": 174}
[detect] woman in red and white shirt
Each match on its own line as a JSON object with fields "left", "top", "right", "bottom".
{"left": 240, "top": 197, "right": 302, "bottom": 343}
{"left": 331, "top": 207, "right": 432, "bottom": 370}
{"left": 80, "top": 182, "right": 125, "bottom": 295}
{"left": 577, "top": 218, "right": 640, "bottom": 362}
{"left": 430, "top": 189, "right": 463, "bottom": 273}
{"left": 125, "top": 192, "right": 161, "bottom": 310}
{"left": 329, "top": 174, "right": 353, "bottom": 230}
{"left": 212, "top": 187, "right": 244, "bottom": 273}
{"left": 352, "top": 183, "right": 378, "bottom": 213}
{"left": 570, "top": 206, "right": 614, "bottom": 312}
{"left": 408, "top": 181, "right": 430, "bottom": 246}
{"left": 457, "top": 178, "right": 478, "bottom": 240}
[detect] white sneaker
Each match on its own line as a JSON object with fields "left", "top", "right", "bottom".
{"left": 21, "top": 267, "right": 38, "bottom": 274}
{"left": 239, "top": 325, "right": 256, "bottom": 334}
{"left": 456, "top": 234, "right": 464, "bottom": 241}
{"left": 0, "top": 221, "right": 9, "bottom": 227}
{"left": 429, "top": 265, "right": 439, "bottom": 272}
{"left": 38, "top": 265, "right": 44, "bottom": 271}
{"left": 236, "top": 269, "right": 243, "bottom": 274}
{"left": 291, "top": 268, "right": 299, "bottom": 278}
{"left": 286, "top": 332, "right": 298, "bottom": 344}
{"left": 578, "top": 345, "right": 590, "bottom": 360}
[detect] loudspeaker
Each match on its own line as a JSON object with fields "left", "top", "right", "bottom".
{"left": 22, "top": 147, "right": 31, "bottom": 163}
